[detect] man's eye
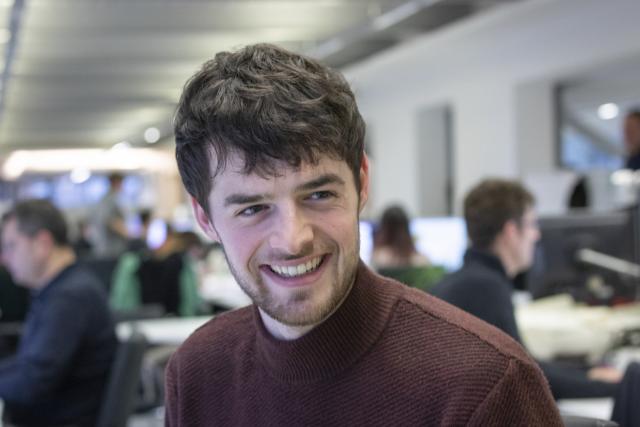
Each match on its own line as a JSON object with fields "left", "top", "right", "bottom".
{"left": 238, "top": 205, "right": 266, "bottom": 217}
{"left": 308, "top": 191, "right": 335, "bottom": 201}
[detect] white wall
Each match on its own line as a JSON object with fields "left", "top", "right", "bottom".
{"left": 345, "top": 0, "right": 640, "bottom": 216}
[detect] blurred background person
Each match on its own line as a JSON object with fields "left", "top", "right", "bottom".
{"left": 0, "top": 199, "right": 116, "bottom": 427}
{"left": 110, "top": 223, "right": 205, "bottom": 318}
{"left": 89, "top": 172, "right": 129, "bottom": 258}
{"left": 432, "top": 178, "right": 622, "bottom": 400}
{"left": 127, "top": 208, "right": 153, "bottom": 253}
{"left": 70, "top": 218, "right": 94, "bottom": 260}
{"left": 372, "top": 205, "right": 430, "bottom": 269}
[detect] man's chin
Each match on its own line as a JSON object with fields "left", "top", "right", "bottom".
{"left": 262, "top": 302, "right": 331, "bottom": 327}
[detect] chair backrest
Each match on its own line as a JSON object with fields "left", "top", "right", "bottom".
{"left": 96, "top": 332, "right": 148, "bottom": 427}
{"left": 137, "top": 254, "right": 184, "bottom": 315}
{"left": 561, "top": 414, "right": 619, "bottom": 427}
{"left": 81, "top": 256, "right": 121, "bottom": 292}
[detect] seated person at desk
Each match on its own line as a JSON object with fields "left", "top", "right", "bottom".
{"left": 371, "top": 205, "right": 429, "bottom": 269}
{"left": 111, "top": 224, "right": 204, "bottom": 317}
{"left": 432, "top": 178, "right": 622, "bottom": 399}
{"left": 0, "top": 199, "right": 117, "bottom": 426}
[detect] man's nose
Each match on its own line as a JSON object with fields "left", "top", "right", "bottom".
{"left": 268, "top": 205, "right": 314, "bottom": 256}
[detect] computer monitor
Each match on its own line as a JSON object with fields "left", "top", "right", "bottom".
{"left": 410, "top": 217, "right": 467, "bottom": 271}
{"left": 526, "top": 209, "right": 639, "bottom": 303}
{"left": 359, "top": 221, "right": 375, "bottom": 266}
{"left": 359, "top": 216, "right": 468, "bottom": 272}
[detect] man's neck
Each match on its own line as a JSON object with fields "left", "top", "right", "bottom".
{"left": 489, "top": 245, "right": 518, "bottom": 279}
{"left": 35, "top": 247, "right": 77, "bottom": 290}
{"left": 258, "top": 311, "right": 316, "bottom": 340}
{"left": 258, "top": 277, "right": 356, "bottom": 341}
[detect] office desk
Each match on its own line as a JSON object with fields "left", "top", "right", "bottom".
{"left": 557, "top": 398, "right": 613, "bottom": 420}
{"left": 117, "top": 316, "right": 214, "bottom": 346}
{"left": 516, "top": 294, "right": 640, "bottom": 363}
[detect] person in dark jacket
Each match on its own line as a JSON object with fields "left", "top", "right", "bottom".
{"left": 0, "top": 199, "right": 117, "bottom": 427}
{"left": 432, "top": 178, "right": 622, "bottom": 399}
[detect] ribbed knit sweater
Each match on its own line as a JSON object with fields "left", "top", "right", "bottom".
{"left": 165, "top": 262, "right": 562, "bottom": 426}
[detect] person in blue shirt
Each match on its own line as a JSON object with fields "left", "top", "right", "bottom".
{"left": 0, "top": 199, "right": 117, "bottom": 427}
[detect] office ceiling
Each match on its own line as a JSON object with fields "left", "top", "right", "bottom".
{"left": 0, "top": 0, "right": 521, "bottom": 152}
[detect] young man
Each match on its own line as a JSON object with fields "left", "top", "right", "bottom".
{"left": 166, "top": 43, "right": 562, "bottom": 425}
{"left": 432, "top": 178, "right": 622, "bottom": 399}
{"left": 0, "top": 199, "right": 117, "bottom": 426}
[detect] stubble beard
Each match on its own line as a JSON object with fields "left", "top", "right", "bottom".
{"left": 220, "top": 235, "right": 360, "bottom": 327}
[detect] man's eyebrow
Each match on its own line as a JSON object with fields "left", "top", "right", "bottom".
{"left": 224, "top": 193, "right": 267, "bottom": 207}
{"left": 223, "top": 174, "right": 346, "bottom": 207}
{"left": 297, "top": 174, "right": 346, "bottom": 192}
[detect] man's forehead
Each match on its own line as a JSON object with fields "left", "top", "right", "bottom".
{"left": 209, "top": 149, "right": 346, "bottom": 183}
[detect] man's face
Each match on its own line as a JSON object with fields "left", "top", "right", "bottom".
{"left": 513, "top": 207, "right": 540, "bottom": 272}
{"left": 194, "top": 153, "right": 369, "bottom": 327}
{"left": 1, "top": 218, "right": 45, "bottom": 288}
{"left": 624, "top": 115, "right": 640, "bottom": 156}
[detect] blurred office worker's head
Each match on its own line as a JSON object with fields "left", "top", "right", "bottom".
{"left": 624, "top": 110, "right": 640, "bottom": 156}
{"left": 108, "top": 172, "right": 124, "bottom": 190}
{"left": 374, "top": 205, "right": 415, "bottom": 258}
{"left": 464, "top": 179, "right": 540, "bottom": 276}
{"left": 173, "top": 43, "right": 369, "bottom": 329}
{"left": 1, "top": 199, "right": 70, "bottom": 289}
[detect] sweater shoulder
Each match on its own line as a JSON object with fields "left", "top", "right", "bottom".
{"left": 396, "top": 284, "right": 531, "bottom": 365}
{"left": 170, "top": 305, "right": 255, "bottom": 365}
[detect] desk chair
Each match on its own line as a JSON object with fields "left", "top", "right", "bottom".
{"left": 96, "top": 332, "right": 148, "bottom": 427}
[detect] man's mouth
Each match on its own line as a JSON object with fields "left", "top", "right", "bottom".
{"left": 267, "top": 255, "right": 324, "bottom": 278}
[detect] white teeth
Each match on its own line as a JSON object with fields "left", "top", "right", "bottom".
{"left": 270, "top": 257, "right": 322, "bottom": 277}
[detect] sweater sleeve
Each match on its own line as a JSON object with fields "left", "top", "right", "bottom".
{"left": 467, "top": 358, "right": 563, "bottom": 426}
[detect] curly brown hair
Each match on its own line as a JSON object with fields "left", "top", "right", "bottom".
{"left": 174, "top": 43, "right": 366, "bottom": 216}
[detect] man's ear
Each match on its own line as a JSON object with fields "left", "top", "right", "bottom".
{"left": 358, "top": 153, "right": 370, "bottom": 213}
{"left": 191, "top": 197, "right": 220, "bottom": 243}
{"left": 501, "top": 219, "right": 520, "bottom": 245}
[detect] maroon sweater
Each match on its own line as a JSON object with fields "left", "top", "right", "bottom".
{"left": 165, "top": 262, "right": 562, "bottom": 426}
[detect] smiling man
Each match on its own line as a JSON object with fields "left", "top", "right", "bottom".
{"left": 165, "top": 43, "right": 562, "bottom": 426}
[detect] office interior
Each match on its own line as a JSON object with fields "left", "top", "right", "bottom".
{"left": 1, "top": 0, "right": 640, "bottom": 425}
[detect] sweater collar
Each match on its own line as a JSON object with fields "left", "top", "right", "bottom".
{"left": 463, "top": 248, "right": 509, "bottom": 279}
{"left": 254, "top": 260, "right": 397, "bottom": 384}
